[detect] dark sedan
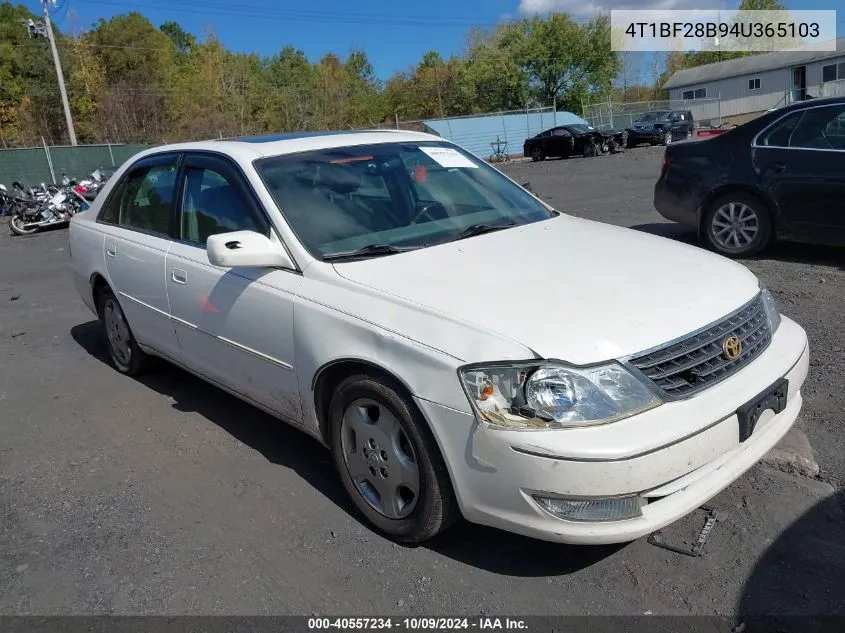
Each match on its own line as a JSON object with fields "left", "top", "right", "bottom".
{"left": 653, "top": 96, "right": 845, "bottom": 257}
{"left": 523, "top": 124, "right": 627, "bottom": 161}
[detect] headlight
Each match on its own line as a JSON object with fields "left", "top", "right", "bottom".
{"left": 759, "top": 282, "right": 782, "bottom": 333}
{"left": 458, "top": 361, "right": 662, "bottom": 430}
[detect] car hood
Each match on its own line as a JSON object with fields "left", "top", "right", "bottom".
{"left": 332, "top": 215, "right": 760, "bottom": 365}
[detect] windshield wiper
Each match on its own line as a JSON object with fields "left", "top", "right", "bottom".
{"left": 449, "top": 220, "right": 517, "bottom": 242}
{"left": 322, "top": 243, "right": 420, "bottom": 262}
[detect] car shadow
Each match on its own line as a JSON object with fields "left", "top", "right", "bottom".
{"left": 630, "top": 223, "right": 845, "bottom": 269}
{"left": 738, "top": 491, "right": 845, "bottom": 632}
{"left": 70, "top": 319, "right": 621, "bottom": 577}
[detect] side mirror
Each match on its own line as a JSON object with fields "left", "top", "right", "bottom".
{"left": 207, "top": 230, "right": 295, "bottom": 269}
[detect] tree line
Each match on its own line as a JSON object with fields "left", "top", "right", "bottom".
{"left": 0, "top": 2, "right": 618, "bottom": 147}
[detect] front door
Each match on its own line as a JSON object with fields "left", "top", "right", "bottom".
{"left": 165, "top": 153, "right": 302, "bottom": 421}
{"left": 791, "top": 66, "right": 806, "bottom": 102}
{"left": 754, "top": 103, "right": 845, "bottom": 244}
{"left": 98, "top": 152, "right": 182, "bottom": 361}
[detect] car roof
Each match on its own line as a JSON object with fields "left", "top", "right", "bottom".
{"left": 135, "top": 129, "right": 444, "bottom": 163}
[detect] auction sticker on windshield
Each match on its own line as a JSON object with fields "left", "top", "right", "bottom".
{"left": 420, "top": 146, "right": 478, "bottom": 168}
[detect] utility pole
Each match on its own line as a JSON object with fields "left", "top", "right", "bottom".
{"left": 42, "top": 0, "right": 77, "bottom": 145}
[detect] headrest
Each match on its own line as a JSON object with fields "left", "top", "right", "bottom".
{"left": 293, "top": 162, "right": 362, "bottom": 195}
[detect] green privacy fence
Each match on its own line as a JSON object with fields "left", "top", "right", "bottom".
{"left": 0, "top": 143, "right": 156, "bottom": 188}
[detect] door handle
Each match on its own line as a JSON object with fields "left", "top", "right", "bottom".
{"left": 106, "top": 244, "right": 117, "bottom": 257}
{"left": 171, "top": 268, "right": 187, "bottom": 284}
{"left": 766, "top": 163, "right": 786, "bottom": 174}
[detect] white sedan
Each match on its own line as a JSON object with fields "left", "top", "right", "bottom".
{"left": 68, "top": 131, "right": 809, "bottom": 545}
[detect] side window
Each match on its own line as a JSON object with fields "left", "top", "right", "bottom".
{"left": 552, "top": 128, "right": 568, "bottom": 137}
{"left": 180, "top": 165, "right": 262, "bottom": 246}
{"left": 789, "top": 105, "right": 845, "bottom": 150}
{"left": 101, "top": 160, "right": 178, "bottom": 234}
{"left": 757, "top": 111, "right": 804, "bottom": 147}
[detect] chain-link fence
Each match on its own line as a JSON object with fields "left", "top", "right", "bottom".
{"left": 582, "top": 98, "right": 724, "bottom": 130}
{"left": 368, "top": 107, "right": 590, "bottom": 160}
{"left": 0, "top": 142, "right": 155, "bottom": 187}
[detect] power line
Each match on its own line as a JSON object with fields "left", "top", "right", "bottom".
{"left": 76, "top": 0, "right": 596, "bottom": 27}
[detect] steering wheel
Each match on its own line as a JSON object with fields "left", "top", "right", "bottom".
{"left": 410, "top": 200, "right": 448, "bottom": 224}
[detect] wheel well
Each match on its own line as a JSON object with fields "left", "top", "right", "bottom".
{"left": 698, "top": 186, "right": 773, "bottom": 232}
{"left": 90, "top": 273, "right": 110, "bottom": 316}
{"left": 313, "top": 360, "right": 416, "bottom": 442}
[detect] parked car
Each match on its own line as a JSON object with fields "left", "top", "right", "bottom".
{"left": 627, "top": 110, "right": 694, "bottom": 147}
{"left": 523, "top": 124, "right": 627, "bottom": 161}
{"left": 69, "top": 131, "right": 809, "bottom": 545}
{"left": 654, "top": 95, "right": 845, "bottom": 257}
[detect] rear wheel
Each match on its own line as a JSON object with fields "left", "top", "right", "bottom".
{"left": 9, "top": 215, "right": 37, "bottom": 236}
{"left": 329, "top": 373, "right": 458, "bottom": 543}
{"left": 530, "top": 147, "right": 545, "bottom": 162}
{"left": 97, "top": 286, "right": 151, "bottom": 375}
{"left": 703, "top": 193, "right": 773, "bottom": 258}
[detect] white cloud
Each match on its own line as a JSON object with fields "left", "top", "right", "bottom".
{"left": 517, "top": 0, "right": 727, "bottom": 17}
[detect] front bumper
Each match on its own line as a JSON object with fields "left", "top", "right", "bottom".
{"left": 628, "top": 130, "right": 664, "bottom": 143}
{"left": 416, "top": 317, "right": 809, "bottom": 544}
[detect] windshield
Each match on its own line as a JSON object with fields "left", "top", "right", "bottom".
{"left": 639, "top": 112, "right": 669, "bottom": 122}
{"left": 254, "top": 141, "right": 555, "bottom": 260}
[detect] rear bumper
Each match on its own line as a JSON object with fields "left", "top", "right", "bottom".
{"left": 653, "top": 177, "right": 699, "bottom": 228}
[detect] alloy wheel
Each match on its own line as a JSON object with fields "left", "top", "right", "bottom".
{"left": 340, "top": 398, "right": 420, "bottom": 520}
{"left": 711, "top": 201, "right": 759, "bottom": 251}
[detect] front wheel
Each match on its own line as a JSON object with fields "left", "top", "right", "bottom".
{"left": 9, "top": 215, "right": 38, "bottom": 236}
{"left": 663, "top": 130, "right": 673, "bottom": 146}
{"left": 329, "top": 373, "right": 458, "bottom": 543}
{"left": 703, "top": 193, "right": 773, "bottom": 257}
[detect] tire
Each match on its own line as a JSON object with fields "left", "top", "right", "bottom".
{"left": 530, "top": 147, "right": 545, "bottom": 162}
{"left": 9, "top": 215, "right": 37, "bottom": 236}
{"left": 582, "top": 142, "right": 597, "bottom": 158}
{"left": 686, "top": 129, "right": 693, "bottom": 141}
{"left": 96, "top": 286, "right": 151, "bottom": 375}
{"left": 702, "top": 192, "right": 773, "bottom": 258}
{"left": 329, "top": 373, "right": 458, "bottom": 544}
{"left": 662, "top": 130, "right": 673, "bottom": 146}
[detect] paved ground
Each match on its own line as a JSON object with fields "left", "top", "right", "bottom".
{"left": 1, "top": 146, "right": 843, "bottom": 618}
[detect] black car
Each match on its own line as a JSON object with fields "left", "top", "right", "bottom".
{"left": 627, "top": 110, "right": 694, "bottom": 147}
{"left": 523, "top": 124, "right": 627, "bottom": 161}
{"left": 654, "top": 96, "right": 845, "bottom": 257}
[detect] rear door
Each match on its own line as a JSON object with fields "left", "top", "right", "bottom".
{"left": 97, "top": 153, "right": 182, "bottom": 360}
{"left": 753, "top": 103, "right": 845, "bottom": 244}
{"left": 164, "top": 152, "right": 302, "bottom": 421}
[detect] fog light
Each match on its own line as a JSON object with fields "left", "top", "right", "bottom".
{"left": 533, "top": 495, "right": 642, "bottom": 522}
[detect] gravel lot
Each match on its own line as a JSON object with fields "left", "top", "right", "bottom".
{"left": 1, "top": 146, "right": 843, "bottom": 618}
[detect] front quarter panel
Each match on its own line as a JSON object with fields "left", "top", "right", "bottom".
{"left": 290, "top": 270, "right": 536, "bottom": 440}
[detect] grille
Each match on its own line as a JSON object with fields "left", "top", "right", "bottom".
{"left": 628, "top": 294, "right": 772, "bottom": 399}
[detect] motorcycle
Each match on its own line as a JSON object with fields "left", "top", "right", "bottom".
{"left": 73, "top": 169, "right": 108, "bottom": 202}
{"left": 0, "top": 184, "right": 14, "bottom": 217}
{"left": 8, "top": 183, "right": 88, "bottom": 236}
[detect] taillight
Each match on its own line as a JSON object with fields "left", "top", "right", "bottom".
{"left": 661, "top": 154, "right": 672, "bottom": 175}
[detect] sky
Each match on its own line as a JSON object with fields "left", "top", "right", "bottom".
{"left": 22, "top": 0, "right": 845, "bottom": 80}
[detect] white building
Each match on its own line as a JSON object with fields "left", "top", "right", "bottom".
{"left": 663, "top": 38, "right": 845, "bottom": 123}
